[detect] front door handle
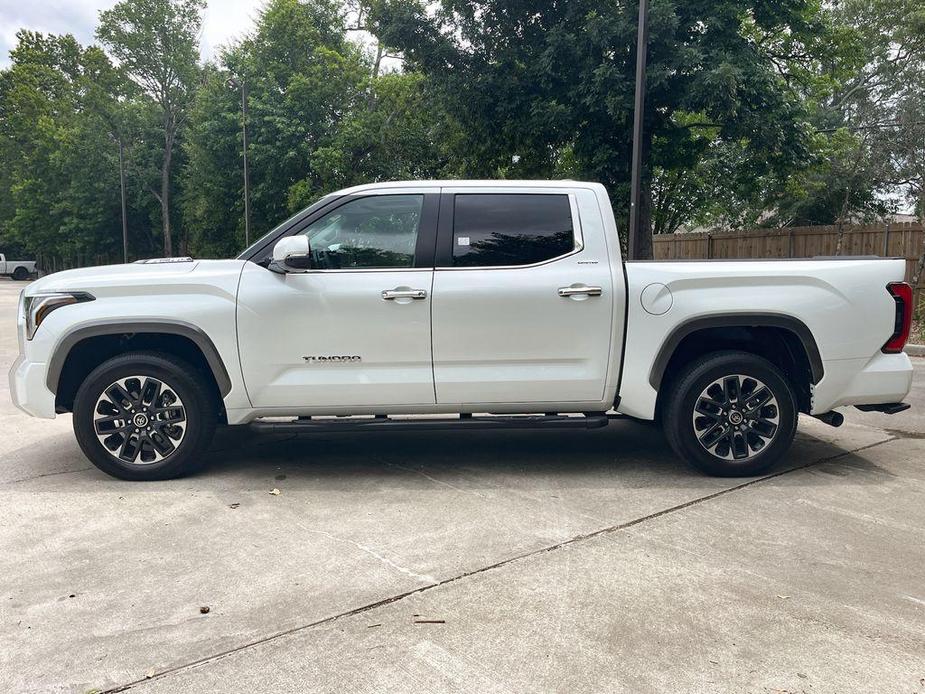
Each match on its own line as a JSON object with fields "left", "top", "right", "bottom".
{"left": 558, "top": 285, "right": 602, "bottom": 298}
{"left": 382, "top": 288, "right": 427, "bottom": 301}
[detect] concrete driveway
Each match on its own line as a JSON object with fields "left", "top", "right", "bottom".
{"left": 1, "top": 277, "right": 923, "bottom": 693}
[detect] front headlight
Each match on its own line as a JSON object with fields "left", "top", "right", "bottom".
{"left": 24, "top": 291, "right": 95, "bottom": 340}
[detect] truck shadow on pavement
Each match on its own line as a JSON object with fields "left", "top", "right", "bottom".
{"left": 0, "top": 416, "right": 892, "bottom": 486}
{"left": 194, "top": 419, "right": 892, "bottom": 489}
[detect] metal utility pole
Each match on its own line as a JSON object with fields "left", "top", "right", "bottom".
{"left": 627, "top": 0, "right": 649, "bottom": 260}
{"left": 118, "top": 138, "right": 129, "bottom": 263}
{"left": 228, "top": 77, "right": 252, "bottom": 247}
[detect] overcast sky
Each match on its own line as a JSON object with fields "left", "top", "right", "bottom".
{"left": 0, "top": 0, "right": 264, "bottom": 67}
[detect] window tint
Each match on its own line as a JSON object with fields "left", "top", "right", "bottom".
{"left": 452, "top": 194, "right": 574, "bottom": 267}
{"left": 300, "top": 194, "right": 423, "bottom": 269}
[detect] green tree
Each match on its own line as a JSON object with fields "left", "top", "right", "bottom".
{"left": 847, "top": 0, "right": 925, "bottom": 282}
{"left": 97, "top": 0, "right": 205, "bottom": 256}
{"left": 749, "top": 0, "right": 925, "bottom": 237}
{"left": 367, "top": 0, "right": 822, "bottom": 256}
{"left": 180, "top": 64, "right": 245, "bottom": 258}
{"left": 183, "top": 0, "right": 460, "bottom": 257}
{"left": 300, "top": 72, "right": 462, "bottom": 203}
{"left": 183, "top": 0, "right": 367, "bottom": 257}
{"left": 0, "top": 31, "right": 129, "bottom": 263}
{"left": 886, "top": 91, "right": 925, "bottom": 285}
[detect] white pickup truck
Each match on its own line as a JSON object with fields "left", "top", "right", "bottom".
{"left": 0, "top": 253, "right": 36, "bottom": 281}
{"left": 9, "top": 181, "right": 914, "bottom": 480}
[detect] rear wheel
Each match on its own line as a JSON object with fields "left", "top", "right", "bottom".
{"left": 73, "top": 352, "right": 218, "bottom": 480}
{"left": 663, "top": 351, "right": 797, "bottom": 476}
{"left": 12, "top": 266, "right": 29, "bottom": 281}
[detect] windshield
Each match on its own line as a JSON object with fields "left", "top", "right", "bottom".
{"left": 235, "top": 194, "right": 336, "bottom": 260}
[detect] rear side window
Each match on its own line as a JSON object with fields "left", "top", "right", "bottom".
{"left": 452, "top": 194, "right": 575, "bottom": 267}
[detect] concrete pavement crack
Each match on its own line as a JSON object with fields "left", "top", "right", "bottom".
{"left": 295, "top": 524, "right": 439, "bottom": 585}
{"left": 100, "top": 435, "right": 897, "bottom": 693}
{"left": 883, "top": 428, "right": 925, "bottom": 439}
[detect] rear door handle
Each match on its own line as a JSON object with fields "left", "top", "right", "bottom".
{"left": 381, "top": 288, "right": 427, "bottom": 300}
{"left": 558, "top": 285, "right": 602, "bottom": 298}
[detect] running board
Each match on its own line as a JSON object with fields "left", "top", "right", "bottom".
{"left": 854, "top": 402, "right": 910, "bottom": 415}
{"left": 250, "top": 413, "right": 611, "bottom": 434}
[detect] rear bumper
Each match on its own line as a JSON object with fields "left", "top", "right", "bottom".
{"left": 813, "top": 352, "right": 914, "bottom": 414}
{"left": 8, "top": 354, "right": 56, "bottom": 419}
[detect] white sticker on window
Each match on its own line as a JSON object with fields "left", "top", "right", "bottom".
{"left": 457, "top": 236, "right": 470, "bottom": 246}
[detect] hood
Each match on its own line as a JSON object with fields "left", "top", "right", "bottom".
{"left": 27, "top": 260, "right": 200, "bottom": 296}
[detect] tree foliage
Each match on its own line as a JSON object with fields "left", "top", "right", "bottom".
{"left": 0, "top": 0, "right": 923, "bottom": 264}
{"left": 367, "top": 0, "right": 825, "bottom": 254}
{"left": 0, "top": 33, "right": 126, "bottom": 261}
{"left": 181, "top": 0, "right": 460, "bottom": 257}
{"left": 97, "top": 0, "right": 205, "bottom": 256}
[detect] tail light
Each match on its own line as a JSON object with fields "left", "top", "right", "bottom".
{"left": 882, "top": 282, "right": 913, "bottom": 353}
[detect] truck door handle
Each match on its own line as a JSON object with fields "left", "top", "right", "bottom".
{"left": 381, "top": 288, "right": 427, "bottom": 301}
{"left": 558, "top": 285, "right": 602, "bottom": 298}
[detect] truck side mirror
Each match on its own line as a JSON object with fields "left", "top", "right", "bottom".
{"left": 269, "top": 236, "right": 312, "bottom": 274}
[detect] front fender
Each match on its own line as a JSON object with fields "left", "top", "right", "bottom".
{"left": 46, "top": 319, "right": 232, "bottom": 396}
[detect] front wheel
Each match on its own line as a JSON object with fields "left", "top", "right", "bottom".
{"left": 663, "top": 351, "right": 798, "bottom": 476}
{"left": 73, "top": 352, "right": 218, "bottom": 480}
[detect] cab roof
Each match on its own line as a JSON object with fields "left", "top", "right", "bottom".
{"left": 334, "top": 180, "right": 601, "bottom": 195}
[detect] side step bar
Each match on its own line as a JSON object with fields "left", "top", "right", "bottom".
{"left": 250, "top": 413, "right": 611, "bottom": 434}
{"left": 854, "top": 402, "right": 910, "bottom": 415}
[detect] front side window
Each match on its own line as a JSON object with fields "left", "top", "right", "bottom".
{"left": 452, "top": 194, "right": 575, "bottom": 267}
{"left": 300, "top": 194, "right": 423, "bottom": 269}
{"left": 240, "top": 194, "right": 335, "bottom": 261}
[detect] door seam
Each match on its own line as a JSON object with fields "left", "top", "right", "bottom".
{"left": 429, "top": 187, "right": 442, "bottom": 404}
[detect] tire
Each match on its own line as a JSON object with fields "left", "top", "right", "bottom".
{"left": 12, "top": 266, "right": 29, "bottom": 281}
{"left": 663, "top": 351, "right": 797, "bottom": 477}
{"left": 73, "top": 351, "right": 218, "bottom": 480}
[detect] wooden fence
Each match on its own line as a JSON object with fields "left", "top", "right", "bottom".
{"left": 653, "top": 222, "right": 925, "bottom": 310}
